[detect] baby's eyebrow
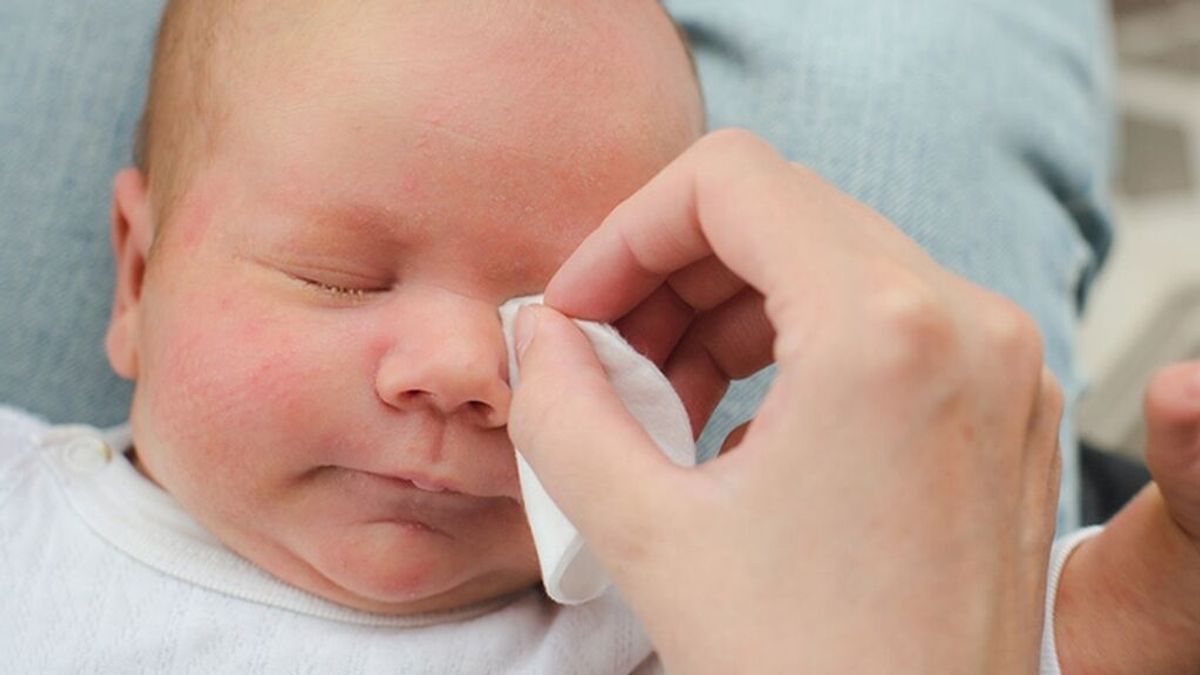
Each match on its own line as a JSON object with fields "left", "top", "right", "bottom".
{"left": 309, "top": 198, "right": 404, "bottom": 228}
{"left": 278, "top": 197, "right": 424, "bottom": 245}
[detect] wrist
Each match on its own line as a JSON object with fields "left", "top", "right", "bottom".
{"left": 1055, "top": 485, "right": 1200, "bottom": 674}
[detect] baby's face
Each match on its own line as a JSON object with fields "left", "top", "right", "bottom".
{"left": 116, "top": 1, "right": 701, "bottom": 614}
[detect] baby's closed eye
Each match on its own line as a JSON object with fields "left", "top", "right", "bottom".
{"left": 245, "top": 251, "right": 396, "bottom": 305}
{"left": 293, "top": 274, "right": 392, "bottom": 301}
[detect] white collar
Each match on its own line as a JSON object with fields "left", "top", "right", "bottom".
{"left": 36, "top": 423, "right": 523, "bottom": 627}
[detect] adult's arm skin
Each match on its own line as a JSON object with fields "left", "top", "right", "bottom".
{"left": 507, "top": 130, "right": 1063, "bottom": 674}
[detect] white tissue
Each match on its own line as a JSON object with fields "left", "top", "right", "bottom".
{"left": 498, "top": 295, "right": 696, "bottom": 605}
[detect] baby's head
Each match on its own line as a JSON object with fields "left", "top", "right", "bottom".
{"left": 105, "top": 0, "right": 703, "bottom": 614}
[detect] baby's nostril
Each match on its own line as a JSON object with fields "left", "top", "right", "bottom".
{"left": 397, "top": 390, "right": 431, "bottom": 405}
{"left": 389, "top": 390, "right": 499, "bottom": 423}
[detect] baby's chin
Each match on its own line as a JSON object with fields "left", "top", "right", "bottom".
{"left": 269, "top": 518, "right": 542, "bottom": 615}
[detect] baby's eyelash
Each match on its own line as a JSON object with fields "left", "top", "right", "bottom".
{"left": 296, "top": 277, "right": 384, "bottom": 300}
{"left": 309, "top": 280, "right": 366, "bottom": 298}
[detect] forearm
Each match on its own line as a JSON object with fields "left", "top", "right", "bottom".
{"left": 1054, "top": 485, "right": 1200, "bottom": 674}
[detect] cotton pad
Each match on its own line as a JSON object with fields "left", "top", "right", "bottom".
{"left": 498, "top": 295, "right": 696, "bottom": 605}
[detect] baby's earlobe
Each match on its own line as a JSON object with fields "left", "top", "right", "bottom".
{"left": 104, "top": 315, "right": 138, "bottom": 380}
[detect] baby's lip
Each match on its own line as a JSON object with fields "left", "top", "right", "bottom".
{"left": 358, "top": 468, "right": 470, "bottom": 497}
{"left": 326, "top": 466, "right": 517, "bottom": 527}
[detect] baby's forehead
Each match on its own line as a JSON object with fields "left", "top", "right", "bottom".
{"left": 197, "top": 1, "right": 696, "bottom": 87}
{"left": 144, "top": 1, "right": 702, "bottom": 229}
{"left": 230, "top": 3, "right": 698, "bottom": 97}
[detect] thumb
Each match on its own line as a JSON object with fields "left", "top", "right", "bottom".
{"left": 1144, "top": 361, "right": 1200, "bottom": 536}
{"left": 508, "top": 305, "right": 677, "bottom": 551}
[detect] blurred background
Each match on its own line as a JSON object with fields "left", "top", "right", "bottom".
{"left": 1077, "top": 0, "right": 1200, "bottom": 459}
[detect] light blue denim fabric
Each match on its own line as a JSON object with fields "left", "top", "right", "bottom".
{"left": 0, "top": 2, "right": 161, "bottom": 426}
{"left": 672, "top": 0, "right": 1115, "bottom": 531}
{"left": 0, "top": 1, "right": 1112, "bottom": 530}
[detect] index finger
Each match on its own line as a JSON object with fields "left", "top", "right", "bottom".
{"left": 543, "top": 129, "right": 809, "bottom": 322}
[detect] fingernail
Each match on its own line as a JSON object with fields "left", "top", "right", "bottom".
{"left": 515, "top": 306, "right": 538, "bottom": 359}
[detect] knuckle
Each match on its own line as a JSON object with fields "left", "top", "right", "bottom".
{"left": 980, "top": 295, "right": 1043, "bottom": 369}
{"left": 866, "top": 273, "right": 958, "bottom": 379}
{"left": 693, "top": 129, "right": 789, "bottom": 194}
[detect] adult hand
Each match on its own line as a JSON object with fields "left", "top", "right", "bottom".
{"left": 507, "top": 130, "right": 1063, "bottom": 673}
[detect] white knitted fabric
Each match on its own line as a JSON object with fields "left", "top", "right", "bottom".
{"left": 498, "top": 296, "right": 696, "bottom": 605}
{"left": 1039, "top": 525, "right": 1103, "bottom": 675}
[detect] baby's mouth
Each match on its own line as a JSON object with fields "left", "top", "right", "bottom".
{"left": 360, "top": 469, "right": 462, "bottom": 496}
{"left": 409, "top": 477, "right": 447, "bottom": 493}
{"left": 325, "top": 465, "right": 502, "bottom": 512}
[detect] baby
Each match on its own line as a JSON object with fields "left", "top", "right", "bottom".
{"left": 2, "top": 0, "right": 1198, "bottom": 672}
{"left": 112, "top": 0, "right": 701, "bottom": 618}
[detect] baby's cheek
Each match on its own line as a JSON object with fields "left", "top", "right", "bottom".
{"left": 144, "top": 290, "right": 333, "bottom": 471}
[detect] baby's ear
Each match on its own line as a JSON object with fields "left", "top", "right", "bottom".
{"left": 105, "top": 168, "right": 154, "bottom": 380}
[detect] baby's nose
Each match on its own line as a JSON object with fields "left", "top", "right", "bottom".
{"left": 374, "top": 304, "right": 511, "bottom": 428}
